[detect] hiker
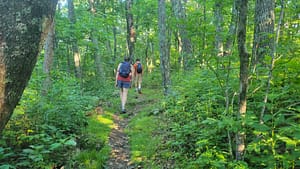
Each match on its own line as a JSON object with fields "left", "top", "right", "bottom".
{"left": 115, "top": 57, "right": 134, "bottom": 113}
{"left": 133, "top": 58, "right": 143, "bottom": 94}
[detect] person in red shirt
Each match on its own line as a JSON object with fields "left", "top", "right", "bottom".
{"left": 133, "top": 58, "right": 143, "bottom": 94}
{"left": 115, "top": 57, "right": 134, "bottom": 113}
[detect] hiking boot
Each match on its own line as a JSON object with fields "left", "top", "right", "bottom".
{"left": 121, "top": 109, "right": 126, "bottom": 114}
{"left": 138, "top": 89, "right": 142, "bottom": 94}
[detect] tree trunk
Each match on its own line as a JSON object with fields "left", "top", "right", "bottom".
{"left": 171, "top": 0, "right": 192, "bottom": 70}
{"left": 260, "top": 0, "right": 279, "bottom": 124}
{"left": 42, "top": 20, "right": 55, "bottom": 96}
{"left": 67, "top": 0, "right": 82, "bottom": 79}
{"left": 125, "top": 0, "right": 135, "bottom": 61}
{"left": 201, "top": 0, "right": 207, "bottom": 62}
{"left": 158, "top": 0, "right": 171, "bottom": 95}
{"left": 252, "top": 0, "right": 275, "bottom": 72}
{"left": 214, "top": 0, "right": 224, "bottom": 57}
{"left": 224, "top": 0, "right": 238, "bottom": 56}
{"left": 89, "top": 0, "right": 104, "bottom": 79}
{"left": 236, "top": 0, "right": 250, "bottom": 161}
{"left": 0, "top": 0, "right": 58, "bottom": 133}
{"left": 113, "top": 26, "right": 117, "bottom": 63}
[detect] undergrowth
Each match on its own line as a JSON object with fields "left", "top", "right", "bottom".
{"left": 0, "top": 66, "right": 115, "bottom": 168}
{"left": 154, "top": 69, "right": 300, "bottom": 169}
{"left": 125, "top": 87, "right": 163, "bottom": 169}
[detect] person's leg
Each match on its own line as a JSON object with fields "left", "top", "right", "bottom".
{"left": 135, "top": 74, "right": 138, "bottom": 91}
{"left": 119, "top": 81, "right": 130, "bottom": 113}
{"left": 138, "top": 74, "right": 142, "bottom": 89}
{"left": 119, "top": 87, "right": 123, "bottom": 108}
{"left": 121, "top": 88, "right": 129, "bottom": 112}
{"left": 137, "top": 74, "right": 142, "bottom": 93}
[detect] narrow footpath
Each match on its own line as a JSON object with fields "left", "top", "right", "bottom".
{"left": 106, "top": 114, "right": 133, "bottom": 169}
{"left": 105, "top": 93, "right": 144, "bottom": 169}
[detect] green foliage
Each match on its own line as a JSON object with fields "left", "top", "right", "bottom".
{"left": 0, "top": 67, "right": 104, "bottom": 168}
{"left": 156, "top": 65, "right": 300, "bottom": 168}
{"left": 75, "top": 113, "right": 114, "bottom": 169}
{"left": 127, "top": 113, "right": 160, "bottom": 166}
{"left": 1, "top": 0, "right": 299, "bottom": 168}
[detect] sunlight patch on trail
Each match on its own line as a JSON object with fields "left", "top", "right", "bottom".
{"left": 96, "top": 115, "right": 114, "bottom": 129}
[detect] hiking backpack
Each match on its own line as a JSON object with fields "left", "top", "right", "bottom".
{"left": 119, "top": 61, "right": 131, "bottom": 78}
{"left": 136, "top": 63, "right": 143, "bottom": 73}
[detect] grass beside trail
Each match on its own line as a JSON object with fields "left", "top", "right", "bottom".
{"left": 125, "top": 87, "right": 164, "bottom": 169}
{"left": 126, "top": 111, "right": 161, "bottom": 168}
{"left": 75, "top": 110, "right": 114, "bottom": 169}
{"left": 75, "top": 73, "right": 164, "bottom": 168}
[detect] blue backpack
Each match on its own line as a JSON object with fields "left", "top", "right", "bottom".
{"left": 119, "top": 62, "right": 131, "bottom": 78}
{"left": 136, "top": 63, "right": 143, "bottom": 73}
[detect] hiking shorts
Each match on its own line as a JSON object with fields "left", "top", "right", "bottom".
{"left": 117, "top": 80, "right": 131, "bottom": 88}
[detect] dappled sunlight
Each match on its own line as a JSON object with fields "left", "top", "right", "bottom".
{"left": 131, "top": 150, "right": 144, "bottom": 163}
{"left": 96, "top": 114, "right": 114, "bottom": 129}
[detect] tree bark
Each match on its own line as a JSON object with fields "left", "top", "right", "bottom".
{"left": 67, "top": 0, "right": 82, "bottom": 79}
{"left": 0, "top": 0, "right": 58, "bottom": 133}
{"left": 125, "top": 0, "right": 135, "bottom": 61}
{"left": 214, "top": 0, "right": 224, "bottom": 57}
{"left": 89, "top": 0, "right": 104, "bottom": 78}
{"left": 201, "top": 0, "right": 207, "bottom": 61}
{"left": 224, "top": 0, "right": 238, "bottom": 56}
{"left": 158, "top": 0, "right": 171, "bottom": 95}
{"left": 236, "top": 0, "right": 249, "bottom": 161}
{"left": 260, "top": 0, "right": 280, "bottom": 124}
{"left": 171, "top": 0, "right": 192, "bottom": 70}
{"left": 252, "top": 0, "right": 275, "bottom": 72}
{"left": 42, "top": 20, "right": 55, "bottom": 96}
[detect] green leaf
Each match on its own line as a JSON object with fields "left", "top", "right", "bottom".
{"left": 49, "top": 143, "right": 62, "bottom": 150}
{"left": 276, "top": 135, "right": 297, "bottom": 147}
{"left": 64, "top": 139, "right": 77, "bottom": 146}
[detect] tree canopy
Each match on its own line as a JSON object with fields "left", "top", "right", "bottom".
{"left": 0, "top": 0, "right": 299, "bottom": 168}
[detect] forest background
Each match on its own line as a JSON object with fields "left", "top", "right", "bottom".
{"left": 0, "top": 0, "right": 299, "bottom": 168}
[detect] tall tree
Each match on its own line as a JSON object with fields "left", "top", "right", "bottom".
{"left": 171, "top": 0, "right": 192, "bottom": 70}
{"left": 251, "top": 0, "right": 275, "bottom": 72}
{"left": 236, "top": 0, "right": 250, "bottom": 161}
{"left": 224, "top": 0, "right": 238, "bottom": 55}
{"left": 0, "top": 0, "right": 58, "bottom": 133}
{"left": 89, "top": 0, "right": 104, "bottom": 78}
{"left": 158, "top": 0, "right": 171, "bottom": 95}
{"left": 42, "top": 20, "right": 55, "bottom": 96}
{"left": 125, "top": 0, "right": 135, "bottom": 61}
{"left": 259, "top": 0, "right": 276, "bottom": 124}
{"left": 214, "top": 0, "right": 224, "bottom": 57}
{"left": 67, "top": 0, "right": 82, "bottom": 78}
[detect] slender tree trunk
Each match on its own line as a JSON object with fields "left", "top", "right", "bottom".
{"left": 251, "top": 0, "right": 275, "bottom": 72}
{"left": 42, "top": 20, "right": 55, "bottom": 96}
{"left": 89, "top": 0, "right": 104, "bottom": 78}
{"left": 260, "top": 0, "right": 281, "bottom": 124}
{"left": 214, "top": 0, "right": 224, "bottom": 57}
{"left": 224, "top": 0, "right": 238, "bottom": 56}
{"left": 201, "top": 0, "right": 207, "bottom": 63}
{"left": 236, "top": 0, "right": 250, "bottom": 161}
{"left": 0, "top": 0, "right": 58, "bottom": 133}
{"left": 171, "top": 0, "right": 192, "bottom": 70}
{"left": 67, "top": 0, "right": 82, "bottom": 79}
{"left": 125, "top": 0, "right": 135, "bottom": 61}
{"left": 158, "top": 0, "right": 171, "bottom": 95}
{"left": 113, "top": 26, "right": 117, "bottom": 63}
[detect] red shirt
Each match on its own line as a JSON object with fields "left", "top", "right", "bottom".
{"left": 117, "top": 75, "right": 131, "bottom": 82}
{"left": 117, "top": 63, "right": 131, "bottom": 82}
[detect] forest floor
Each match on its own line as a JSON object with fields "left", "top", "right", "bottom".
{"left": 105, "top": 90, "right": 150, "bottom": 169}
{"left": 105, "top": 113, "right": 133, "bottom": 169}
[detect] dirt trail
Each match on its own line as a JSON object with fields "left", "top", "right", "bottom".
{"left": 105, "top": 95, "right": 143, "bottom": 169}
{"left": 106, "top": 114, "right": 133, "bottom": 169}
